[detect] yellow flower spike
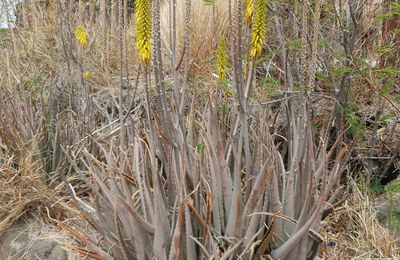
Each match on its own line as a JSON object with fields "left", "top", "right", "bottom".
{"left": 243, "top": 54, "right": 248, "bottom": 76}
{"left": 225, "top": 86, "right": 232, "bottom": 98}
{"left": 135, "top": 0, "right": 152, "bottom": 64}
{"left": 245, "top": 0, "right": 254, "bottom": 26}
{"left": 250, "top": 0, "right": 268, "bottom": 58}
{"left": 76, "top": 25, "right": 88, "bottom": 49}
{"left": 216, "top": 36, "right": 232, "bottom": 97}
{"left": 185, "top": 115, "right": 190, "bottom": 131}
{"left": 217, "top": 36, "right": 228, "bottom": 80}
{"left": 83, "top": 71, "right": 90, "bottom": 80}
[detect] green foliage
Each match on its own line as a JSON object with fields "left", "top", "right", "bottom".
{"left": 320, "top": 3, "right": 332, "bottom": 12}
{"left": 374, "top": 2, "right": 400, "bottom": 23}
{"left": 261, "top": 51, "right": 274, "bottom": 63}
{"left": 287, "top": 38, "right": 302, "bottom": 50}
{"left": 345, "top": 113, "right": 365, "bottom": 136}
{"left": 0, "top": 28, "right": 9, "bottom": 42}
{"left": 261, "top": 76, "right": 281, "bottom": 96}
{"left": 318, "top": 37, "right": 329, "bottom": 49}
{"left": 217, "top": 78, "right": 230, "bottom": 86}
{"left": 373, "top": 13, "right": 393, "bottom": 23}
{"left": 332, "top": 64, "right": 353, "bottom": 78}
{"left": 392, "top": 2, "right": 400, "bottom": 13}
{"left": 394, "top": 95, "right": 400, "bottom": 105}
{"left": 379, "top": 83, "right": 394, "bottom": 97}
{"left": 360, "top": 172, "right": 400, "bottom": 194}
{"left": 375, "top": 66, "right": 400, "bottom": 75}
{"left": 358, "top": 173, "right": 384, "bottom": 193}
{"left": 342, "top": 102, "right": 366, "bottom": 136}
{"left": 196, "top": 143, "right": 205, "bottom": 156}
{"left": 315, "top": 71, "right": 330, "bottom": 84}
{"left": 24, "top": 76, "right": 44, "bottom": 86}
{"left": 24, "top": 76, "right": 47, "bottom": 109}
{"left": 216, "top": 105, "right": 228, "bottom": 113}
{"left": 204, "top": 59, "right": 215, "bottom": 65}
{"left": 364, "top": 176, "right": 400, "bottom": 194}
{"left": 149, "top": 85, "right": 157, "bottom": 98}
{"left": 384, "top": 179, "right": 400, "bottom": 193}
{"left": 163, "top": 81, "right": 174, "bottom": 91}
{"left": 378, "top": 113, "right": 396, "bottom": 123}
{"left": 202, "top": 0, "right": 216, "bottom": 5}
{"left": 387, "top": 208, "right": 400, "bottom": 233}
{"left": 369, "top": 180, "right": 384, "bottom": 193}
{"left": 386, "top": 184, "right": 400, "bottom": 233}
{"left": 374, "top": 45, "right": 393, "bottom": 55}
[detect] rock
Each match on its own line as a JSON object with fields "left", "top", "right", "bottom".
{"left": 26, "top": 240, "right": 68, "bottom": 260}
{"left": 0, "top": 221, "right": 68, "bottom": 260}
{"left": 0, "top": 222, "right": 30, "bottom": 259}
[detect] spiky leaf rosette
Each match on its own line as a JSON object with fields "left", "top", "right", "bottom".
{"left": 76, "top": 25, "right": 88, "bottom": 49}
{"left": 135, "top": 0, "right": 152, "bottom": 64}
{"left": 250, "top": 0, "right": 267, "bottom": 58}
{"left": 217, "top": 36, "right": 228, "bottom": 80}
{"left": 245, "top": 0, "right": 254, "bottom": 26}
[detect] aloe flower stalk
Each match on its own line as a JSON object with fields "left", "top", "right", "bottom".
{"left": 250, "top": 0, "right": 267, "bottom": 58}
{"left": 135, "top": 0, "right": 152, "bottom": 64}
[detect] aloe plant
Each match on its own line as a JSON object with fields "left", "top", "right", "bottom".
{"left": 56, "top": 0, "right": 353, "bottom": 259}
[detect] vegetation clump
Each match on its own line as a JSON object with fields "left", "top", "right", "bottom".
{"left": 0, "top": 0, "right": 399, "bottom": 259}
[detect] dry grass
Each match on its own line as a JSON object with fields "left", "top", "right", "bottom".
{"left": 160, "top": 0, "right": 229, "bottom": 76}
{"left": 321, "top": 182, "right": 400, "bottom": 259}
{"left": 0, "top": 138, "right": 63, "bottom": 234}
